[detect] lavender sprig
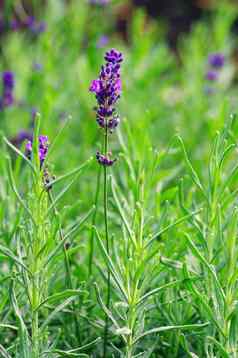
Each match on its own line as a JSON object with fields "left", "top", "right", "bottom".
{"left": 89, "top": 48, "right": 123, "bottom": 356}
{"left": 0, "top": 71, "right": 15, "bottom": 109}
{"left": 26, "top": 135, "right": 49, "bottom": 166}
{"left": 90, "top": 48, "right": 123, "bottom": 164}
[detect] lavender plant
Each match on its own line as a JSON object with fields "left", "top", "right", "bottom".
{"left": 177, "top": 116, "right": 238, "bottom": 357}
{"left": 0, "top": 0, "right": 238, "bottom": 356}
{"left": 2, "top": 117, "right": 94, "bottom": 357}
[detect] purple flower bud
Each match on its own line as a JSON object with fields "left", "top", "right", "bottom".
{"left": 3, "top": 71, "right": 15, "bottom": 90}
{"left": 33, "top": 62, "right": 43, "bottom": 71}
{"left": 104, "top": 49, "right": 123, "bottom": 64}
{"left": 208, "top": 53, "right": 225, "bottom": 68}
{"left": 2, "top": 91, "right": 14, "bottom": 107}
{"left": 26, "top": 141, "right": 32, "bottom": 153}
{"left": 90, "top": 49, "right": 123, "bottom": 166}
{"left": 206, "top": 70, "right": 218, "bottom": 81}
{"left": 26, "top": 135, "right": 49, "bottom": 165}
{"left": 96, "top": 151, "right": 116, "bottom": 166}
{"left": 90, "top": 79, "right": 101, "bottom": 93}
{"left": 96, "top": 35, "right": 109, "bottom": 48}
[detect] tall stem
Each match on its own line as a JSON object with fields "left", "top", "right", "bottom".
{"left": 32, "top": 278, "right": 39, "bottom": 358}
{"left": 103, "top": 125, "right": 110, "bottom": 358}
{"left": 32, "top": 180, "right": 41, "bottom": 358}
{"left": 88, "top": 166, "right": 102, "bottom": 277}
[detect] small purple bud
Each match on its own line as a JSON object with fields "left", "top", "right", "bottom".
{"left": 96, "top": 35, "right": 109, "bottom": 48}
{"left": 90, "top": 79, "right": 101, "bottom": 93}
{"left": 208, "top": 53, "right": 225, "bottom": 68}
{"left": 3, "top": 71, "right": 15, "bottom": 90}
{"left": 26, "top": 135, "right": 49, "bottom": 165}
{"left": 26, "top": 141, "right": 32, "bottom": 153}
{"left": 33, "top": 62, "right": 43, "bottom": 72}
{"left": 96, "top": 151, "right": 116, "bottom": 166}
{"left": 206, "top": 70, "right": 218, "bottom": 81}
{"left": 104, "top": 49, "right": 123, "bottom": 64}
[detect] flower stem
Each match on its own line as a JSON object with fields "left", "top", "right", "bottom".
{"left": 88, "top": 166, "right": 102, "bottom": 277}
{"left": 103, "top": 125, "right": 110, "bottom": 358}
{"left": 32, "top": 275, "right": 39, "bottom": 358}
{"left": 31, "top": 179, "right": 41, "bottom": 358}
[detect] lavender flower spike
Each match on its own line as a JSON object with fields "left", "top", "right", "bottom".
{"left": 206, "top": 70, "right": 218, "bottom": 81}
{"left": 3, "top": 71, "right": 15, "bottom": 90}
{"left": 96, "top": 151, "right": 117, "bottom": 166}
{"left": 208, "top": 53, "right": 225, "bottom": 68}
{"left": 0, "top": 71, "right": 15, "bottom": 109}
{"left": 90, "top": 48, "right": 123, "bottom": 166}
{"left": 26, "top": 135, "right": 49, "bottom": 165}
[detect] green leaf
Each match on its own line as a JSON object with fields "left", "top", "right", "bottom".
{"left": 40, "top": 296, "right": 77, "bottom": 331}
{"left": 10, "top": 285, "right": 31, "bottom": 358}
{"left": 94, "top": 227, "right": 128, "bottom": 302}
{"left": 3, "top": 137, "right": 36, "bottom": 174}
{"left": 6, "top": 157, "right": 36, "bottom": 226}
{"left": 45, "top": 207, "right": 94, "bottom": 267}
{"left": 133, "top": 322, "right": 209, "bottom": 345}
{"left": 206, "top": 337, "right": 230, "bottom": 358}
{"left": 146, "top": 208, "right": 203, "bottom": 248}
{"left": 184, "top": 233, "right": 225, "bottom": 303}
{"left": 176, "top": 135, "right": 207, "bottom": 200}
{"left": 45, "top": 157, "right": 93, "bottom": 189}
{"left": 110, "top": 177, "right": 136, "bottom": 248}
{"left": 94, "top": 283, "right": 127, "bottom": 344}
{"left": 0, "top": 244, "right": 30, "bottom": 274}
{"left": 34, "top": 289, "right": 81, "bottom": 312}
{"left": 0, "top": 344, "right": 12, "bottom": 358}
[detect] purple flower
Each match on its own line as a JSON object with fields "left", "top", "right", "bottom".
{"left": 96, "top": 35, "right": 109, "bottom": 48}
{"left": 96, "top": 151, "right": 116, "bottom": 166}
{"left": 206, "top": 70, "right": 218, "bottom": 81}
{"left": 0, "top": 71, "right": 15, "bottom": 110}
{"left": 90, "top": 48, "right": 123, "bottom": 166}
{"left": 89, "top": 49, "right": 123, "bottom": 134}
{"left": 2, "top": 91, "right": 14, "bottom": 107}
{"left": 90, "top": 80, "right": 101, "bottom": 93}
{"left": 26, "top": 135, "right": 49, "bottom": 165}
{"left": 104, "top": 49, "right": 123, "bottom": 64}
{"left": 3, "top": 71, "right": 15, "bottom": 90}
{"left": 33, "top": 62, "right": 43, "bottom": 72}
{"left": 208, "top": 53, "right": 225, "bottom": 68}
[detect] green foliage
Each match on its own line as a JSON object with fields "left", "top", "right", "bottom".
{"left": 0, "top": 0, "right": 238, "bottom": 357}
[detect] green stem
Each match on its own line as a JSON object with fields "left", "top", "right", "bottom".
{"left": 88, "top": 166, "right": 102, "bottom": 277}
{"left": 32, "top": 274, "right": 39, "bottom": 358}
{"left": 32, "top": 183, "right": 40, "bottom": 358}
{"left": 103, "top": 126, "right": 110, "bottom": 358}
